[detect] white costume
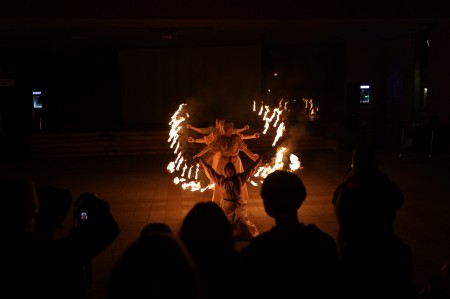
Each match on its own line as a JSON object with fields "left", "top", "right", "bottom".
{"left": 199, "top": 156, "right": 261, "bottom": 239}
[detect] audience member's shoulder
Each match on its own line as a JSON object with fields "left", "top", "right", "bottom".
{"left": 304, "top": 224, "right": 335, "bottom": 240}
{"left": 241, "top": 229, "right": 271, "bottom": 246}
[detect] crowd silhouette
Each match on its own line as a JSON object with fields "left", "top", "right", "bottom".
{"left": 107, "top": 231, "right": 203, "bottom": 299}
{"left": 178, "top": 201, "right": 244, "bottom": 299}
{"left": 2, "top": 177, "right": 119, "bottom": 298}
{"left": 5, "top": 146, "right": 443, "bottom": 299}
{"left": 240, "top": 170, "right": 339, "bottom": 298}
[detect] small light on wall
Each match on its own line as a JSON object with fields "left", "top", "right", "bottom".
{"left": 360, "top": 85, "right": 370, "bottom": 104}
{"left": 33, "top": 91, "right": 42, "bottom": 108}
{"left": 423, "top": 87, "right": 428, "bottom": 106}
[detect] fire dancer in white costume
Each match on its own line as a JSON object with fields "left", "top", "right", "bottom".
{"left": 195, "top": 154, "right": 263, "bottom": 239}
{"left": 186, "top": 117, "right": 224, "bottom": 146}
{"left": 187, "top": 117, "right": 258, "bottom": 166}
{"left": 187, "top": 118, "right": 257, "bottom": 145}
{"left": 193, "top": 120, "right": 260, "bottom": 205}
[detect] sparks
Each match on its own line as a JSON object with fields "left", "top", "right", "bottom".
{"left": 168, "top": 100, "right": 303, "bottom": 191}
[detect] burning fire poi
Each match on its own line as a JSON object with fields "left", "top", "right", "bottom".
{"left": 167, "top": 100, "right": 302, "bottom": 192}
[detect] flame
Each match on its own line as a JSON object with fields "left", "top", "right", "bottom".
{"left": 167, "top": 161, "right": 176, "bottom": 173}
{"left": 272, "top": 122, "right": 285, "bottom": 147}
{"left": 303, "top": 98, "right": 319, "bottom": 120}
{"left": 181, "top": 180, "right": 203, "bottom": 192}
{"left": 258, "top": 102, "right": 264, "bottom": 115}
{"left": 167, "top": 100, "right": 303, "bottom": 192}
{"left": 168, "top": 103, "right": 187, "bottom": 148}
{"left": 289, "top": 154, "right": 301, "bottom": 171}
{"left": 167, "top": 103, "right": 194, "bottom": 185}
{"left": 181, "top": 181, "right": 214, "bottom": 192}
{"left": 255, "top": 100, "right": 288, "bottom": 147}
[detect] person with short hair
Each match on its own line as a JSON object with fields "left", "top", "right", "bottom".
{"left": 240, "top": 170, "right": 339, "bottom": 298}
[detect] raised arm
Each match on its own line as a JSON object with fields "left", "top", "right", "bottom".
{"left": 240, "top": 132, "right": 260, "bottom": 140}
{"left": 240, "top": 155, "right": 264, "bottom": 183}
{"left": 187, "top": 136, "right": 206, "bottom": 144}
{"left": 233, "top": 124, "right": 250, "bottom": 134}
{"left": 186, "top": 124, "right": 213, "bottom": 135}
{"left": 192, "top": 143, "right": 214, "bottom": 160}
{"left": 241, "top": 146, "right": 259, "bottom": 162}
{"left": 195, "top": 157, "right": 221, "bottom": 183}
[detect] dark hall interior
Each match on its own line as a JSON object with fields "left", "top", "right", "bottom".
{"left": 1, "top": 2, "right": 450, "bottom": 299}
{"left": 1, "top": 1, "right": 450, "bottom": 157}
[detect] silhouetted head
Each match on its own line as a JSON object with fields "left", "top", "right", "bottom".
{"left": 140, "top": 222, "right": 173, "bottom": 237}
{"left": 108, "top": 232, "right": 202, "bottom": 299}
{"left": 351, "top": 147, "right": 377, "bottom": 174}
{"left": 260, "top": 171, "right": 306, "bottom": 217}
{"left": 179, "top": 201, "right": 235, "bottom": 253}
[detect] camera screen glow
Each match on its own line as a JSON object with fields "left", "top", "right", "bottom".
{"left": 80, "top": 212, "right": 88, "bottom": 221}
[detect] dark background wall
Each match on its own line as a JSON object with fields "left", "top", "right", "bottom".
{"left": 0, "top": 43, "right": 346, "bottom": 131}
{"left": 0, "top": 49, "right": 122, "bottom": 131}
{"left": 119, "top": 46, "right": 262, "bottom": 128}
{"left": 0, "top": 17, "right": 450, "bottom": 156}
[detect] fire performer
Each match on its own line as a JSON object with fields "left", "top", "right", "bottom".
{"left": 193, "top": 120, "right": 260, "bottom": 204}
{"left": 187, "top": 117, "right": 258, "bottom": 166}
{"left": 187, "top": 118, "right": 257, "bottom": 145}
{"left": 194, "top": 154, "right": 264, "bottom": 239}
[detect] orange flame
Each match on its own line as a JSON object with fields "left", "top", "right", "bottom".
{"left": 272, "top": 122, "right": 285, "bottom": 147}
{"left": 168, "top": 100, "right": 303, "bottom": 191}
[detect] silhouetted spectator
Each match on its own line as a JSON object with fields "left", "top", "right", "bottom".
{"left": 179, "top": 201, "right": 244, "bottom": 299}
{"left": 35, "top": 189, "right": 120, "bottom": 291}
{"left": 2, "top": 177, "right": 87, "bottom": 299}
{"left": 333, "top": 182, "right": 418, "bottom": 298}
{"left": 419, "top": 261, "right": 450, "bottom": 299}
{"left": 140, "top": 222, "right": 173, "bottom": 237}
{"left": 333, "top": 147, "right": 404, "bottom": 240}
{"left": 240, "top": 170, "right": 338, "bottom": 298}
{"left": 107, "top": 231, "right": 203, "bottom": 299}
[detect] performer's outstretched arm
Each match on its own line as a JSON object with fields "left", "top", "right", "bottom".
{"left": 233, "top": 124, "right": 250, "bottom": 134}
{"left": 240, "top": 132, "right": 260, "bottom": 140}
{"left": 241, "top": 146, "right": 260, "bottom": 162}
{"left": 192, "top": 143, "right": 214, "bottom": 160}
{"left": 195, "top": 157, "right": 221, "bottom": 183}
{"left": 187, "top": 136, "right": 206, "bottom": 143}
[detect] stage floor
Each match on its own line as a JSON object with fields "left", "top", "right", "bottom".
{"left": 3, "top": 149, "right": 450, "bottom": 298}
